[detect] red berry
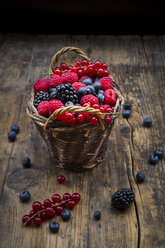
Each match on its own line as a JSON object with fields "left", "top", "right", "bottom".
{"left": 97, "top": 68, "right": 104, "bottom": 77}
{"left": 44, "top": 199, "right": 52, "bottom": 208}
{"left": 71, "top": 193, "right": 81, "bottom": 203}
{"left": 61, "top": 72, "right": 78, "bottom": 84}
{"left": 34, "top": 78, "right": 50, "bottom": 92}
{"left": 80, "top": 95, "right": 99, "bottom": 106}
{"left": 103, "top": 70, "right": 110, "bottom": 76}
{"left": 57, "top": 175, "right": 65, "bottom": 184}
{"left": 69, "top": 117, "right": 77, "bottom": 126}
{"left": 94, "top": 60, "right": 102, "bottom": 69}
{"left": 65, "top": 112, "right": 75, "bottom": 123}
{"left": 99, "top": 77, "right": 113, "bottom": 91}
{"left": 83, "top": 102, "right": 91, "bottom": 107}
{"left": 45, "top": 207, "right": 54, "bottom": 217}
{"left": 49, "top": 74, "right": 62, "bottom": 87}
{"left": 75, "top": 61, "right": 81, "bottom": 68}
{"left": 40, "top": 211, "right": 48, "bottom": 221}
{"left": 81, "top": 59, "right": 88, "bottom": 67}
{"left": 67, "top": 200, "right": 76, "bottom": 210}
{"left": 55, "top": 206, "right": 64, "bottom": 215}
{"left": 71, "top": 66, "right": 77, "bottom": 73}
{"left": 87, "top": 64, "right": 95, "bottom": 76}
{"left": 52, "top": 194, "right": 61, "bottom": 203}
{"left": 33, "top": 217, "right": 42, "bottom": 226}
{"left": 85, "top": 115, "right": 92, "bottom": 122}
{"left": 83, "top": 66, "right": 88, "bottom": 74}
{"left": 102, "top": 63, "right": 108, "bottom": 70}
{"left": 62, "top": 193, "right": 71, "bottom": 200}
{"left": 77, "top": 69, "right": 83, "bottom": 77}
{"left": 60, "top": 63, "right": 68, "bottom": 71}
{"left": 32, "top": 201, "right": 42, "bottom": 212}
{"left": 22, "top": 215, "right": 32, "bottom": 226}
{"left": 29, "top": 210, "right": 38, "bottom": 218}
{"left": 104, "top": 116, "right": 112, "bottom": 124}
{"left": 54, "top": 68, "right": 62, "bottom": 76}
{"left": 90, "top": 116, "right": 99, "bottom": 125}
{"left": 77, "top": 113, "right": 85, "bottom": 123}
{"left": 104, "top": 89, "right": 116, "bottom": 106}
{"left": 38, "top": 101, "right": 49, "bottom": 117}
{"left": 72, "top": 82, "right": 86, "bottom": 92}
{"left": 92, "top": 104, "right": 100, "bottom": 109}
{"left": 48, "top": 100, "right": 64, "bottom": 115}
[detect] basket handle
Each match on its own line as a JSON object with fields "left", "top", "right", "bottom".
{"left": 49, "top": 46, "right": 91, "bottom": 73}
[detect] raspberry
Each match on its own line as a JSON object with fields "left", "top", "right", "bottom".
{"left": 104, "top": 89, "right": 116, "bottom": 106}
{"left": 49, "top": 74, "right": 62, "bottom": 88}
{"left": 61, "top": 72, "right": 78, "bottom": 84}
{"left": 38, "top": 101, "right": 49, "bottom": 117}
{"left": 80, "top": 94, "right": 99, "bottom": 106}
{"left": 72, "top": 82, "right": 86, "bottom": 92}
{"left": 34, "top": 78, "right": 50, "bottom": 92}
{"left": 48, "top": 99, "right": 64, "bottom": 115}
{"left": 99, "top": 77, "right": 113, "bottom": 91}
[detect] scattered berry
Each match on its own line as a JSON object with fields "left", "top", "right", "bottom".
{"left": 57, "top": 175, "right": 65, "bottom": 184}
{"left": 19, "top": 190, "right": 31, "bottom": 203}
{"left": 8, "top": 131, "right": 16, "bottom": 141}
{"left": 52, "top": 194, "right": 61, "bottom": 203}
{"left": 99, "top": 77, "right": 113, "bottom": 91}
{"left": 38, "top": 101, "right": 49, "bottom": 117}
{"left": 94, "top": 211, "right": 101, "bottom": 220}
{"left": 22, "top": 157, "right": 31, "bottom": 168}
{"left": 71, "top": 193, "right": 81, "bottom": 203}
{"left": 49, "top": 221, "right": 60, "bottom": 233}
{"left": 10, "top": 124, "right": 20, "bottom": 134}
{"left": 154, "top": 149, "right": 163, "bottom": 159}
{"left": 122, "top": 109, "right": 131, "bottom": 119}
{"left": 149, "top": 155, "right": 159, "bottom": 165}
{"left": 111, "top": 188, "right": 135, "bottom": 210}
{"left": 34, "top": 217, "right": 42, "bottom": 226}
{"left": 34, "top": 78, "right": 50, "bottom": 92}
{"left": 143, "top": 118, "right": 152, "bottom": 127}
{"left": 67, "top": 200, "right": 76, "bottom": 210}
{"left": 104, "top": 89, "right": 116, "bottom": 106}
{"left": 61, "top": 72, "right": 78, "bottom": 84}
{"left": 32, "top": 201, "right": 42, "bottom": 212}
{"left": 55, "top": 205, "right": 64, "bottom": 215}
{"left": 44, "top": 199, "right": 52, "bottom": 208}
{"left": 124, "top": 102, "right": 132, "bottom": 110}
{"left": 61, "top": 210, "right": 71, "bottom": 221}
{"left": 62, "top": 193, "right": 71, "bottom": 200}
{"left": 136, "top": 172, "right": 145, "bottom": 183}
{"left": 22, "top": 214, "right": 32, "bottom": 226}
{"left": 45, "top": 207, "right": 55, "bottom": 217}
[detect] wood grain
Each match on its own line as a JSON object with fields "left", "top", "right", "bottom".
{"left": 0, "top": 34, "right": 165, "bottom": 248}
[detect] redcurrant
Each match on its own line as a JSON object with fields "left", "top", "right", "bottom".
{"left": 67, "top": 200, "right": 76, "bottom": 210}
{"left": 22, "top": 215, "right": 32, "bottom": 226}
{"left": 34, "top": 217, "right": 42, "bottom": 226}
{"left": 32, "top": 201, "right": 42, "bottom": 212}
{"left": 90, "top": 116, "right": 99, "bottom": 125}
{"left": 81, "top": 59, "right": 88, "bottom": 67}
{"left": 44, "top": 199, "right": 52, "bottom": 208}
{"left": 52, "top": 194, "right": 61, "bottom": 203}
{"left": 57, "top": 175, "right": 65, "bottom": 184}
{"left": 71, "top": 193, "right": 81, "bottom": 203}
{"left": 104, "top": 116, "right": 112, "bottom": 124}
{"left": 77, "top": 114, "right": 85, "bottom": 123}
{"left": 60, "top": 63, "right": 68, "bottom": 71}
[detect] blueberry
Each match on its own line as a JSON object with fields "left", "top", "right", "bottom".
{"left": 98, "top": 90, "right": 104, "bottom": 95}
{"left": 136, "top": 172, "right": 145, "bottom": 183}
{"left": 154, "top": 149, "right": 163, "bottom": 159}
{"left": 8, "top": 131, "right": 17, "bottom": 141}
{"left": 94, "top": 211, "right": 101, "bottom": 220}
{"left": 77, "top": 87, "right": 87, "bottom": 97}
{"left": 11, "top": 124, "right": 20, "bottom": 134}
{"left": 22, "top": 157, "right": 31, "bottom": 168}
{"left": 50, "top": 91, "right": 57, "bottom": 99}
{"left": 61, "top": 210, "right": 71, "bottom": 221}
{"left": 49, "top": 221, "right": 60, "bottom": 233}
{"left": 93, "top": 82, "right": 102, "bottom": 92}
{"left": 94, "top": 78, "right": 100, "bottom": 83}
{"left": 122, "top": 109, "right": 131, "bottom": 119}
{"left": 143, "top": 118, "right": 152, "bottom": 127}
{"left": 81, "top": 78, "right": 93, "bottom": 85}
{"left": 65, "top": 101, "right": 74, "bottom": 107}
{"left": 124, "top": 102, "right": 132, "bottom": 110}
{"left": 19, "top": 190, "right": 31, "bottom": 202}
{"left": 86, "top": 88, "right": 91, "bottom": 95}
{"left": 149, "top": 155, "right": 159, "bottom": 165}
{"left": 97, "top": 94, "right": 105, "bottom": 104}
{"left": 86, "top": 85, "right": 95, "bottom": 94}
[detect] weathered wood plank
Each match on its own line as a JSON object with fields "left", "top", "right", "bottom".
{"left": 0, "top": 34, "right": 164, "bottom": 248}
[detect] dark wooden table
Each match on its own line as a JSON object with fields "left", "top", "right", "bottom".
{"left": 0, "top": 34, "right": 165, "bottom": 248}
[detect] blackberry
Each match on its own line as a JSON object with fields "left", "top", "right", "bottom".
{"left": 34, "top": 91, "right": 50, "bottom": 108}
{"left": 56, "top": 83, "right": 79, "bottom": 104}
{"left": 111, "top": 188, "right": 135, "bottom": 210}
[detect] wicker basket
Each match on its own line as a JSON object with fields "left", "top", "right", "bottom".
{"left": 27, "top": 47, "right": 124, "bottom": 171}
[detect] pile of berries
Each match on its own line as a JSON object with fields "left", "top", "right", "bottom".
{"left": 22, "top": 192, "right": 81, "bottom": 227}
{"left": 33, "top": 60, "right": 117, "bottom": 126}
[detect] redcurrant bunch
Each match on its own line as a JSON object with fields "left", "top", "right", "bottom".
{"left": 22, "top": 192, "right": 81, "bottom": 227}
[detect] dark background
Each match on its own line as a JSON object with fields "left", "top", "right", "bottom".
{"left": 1, "top": 0, "right": 165, "bottom": 34}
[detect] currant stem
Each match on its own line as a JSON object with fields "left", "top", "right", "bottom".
{"left": 104, "top": 112, "right": 122, "bottom": 115}
{"left": 23, "top": 200, "right": 69, "bottom": 226}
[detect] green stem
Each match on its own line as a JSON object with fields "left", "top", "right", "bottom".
{"left": 104, "top": 112, "right": 122, "bottom": 115}
{"left": 40, "top": 73, "right": 53, "bottom": 75}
